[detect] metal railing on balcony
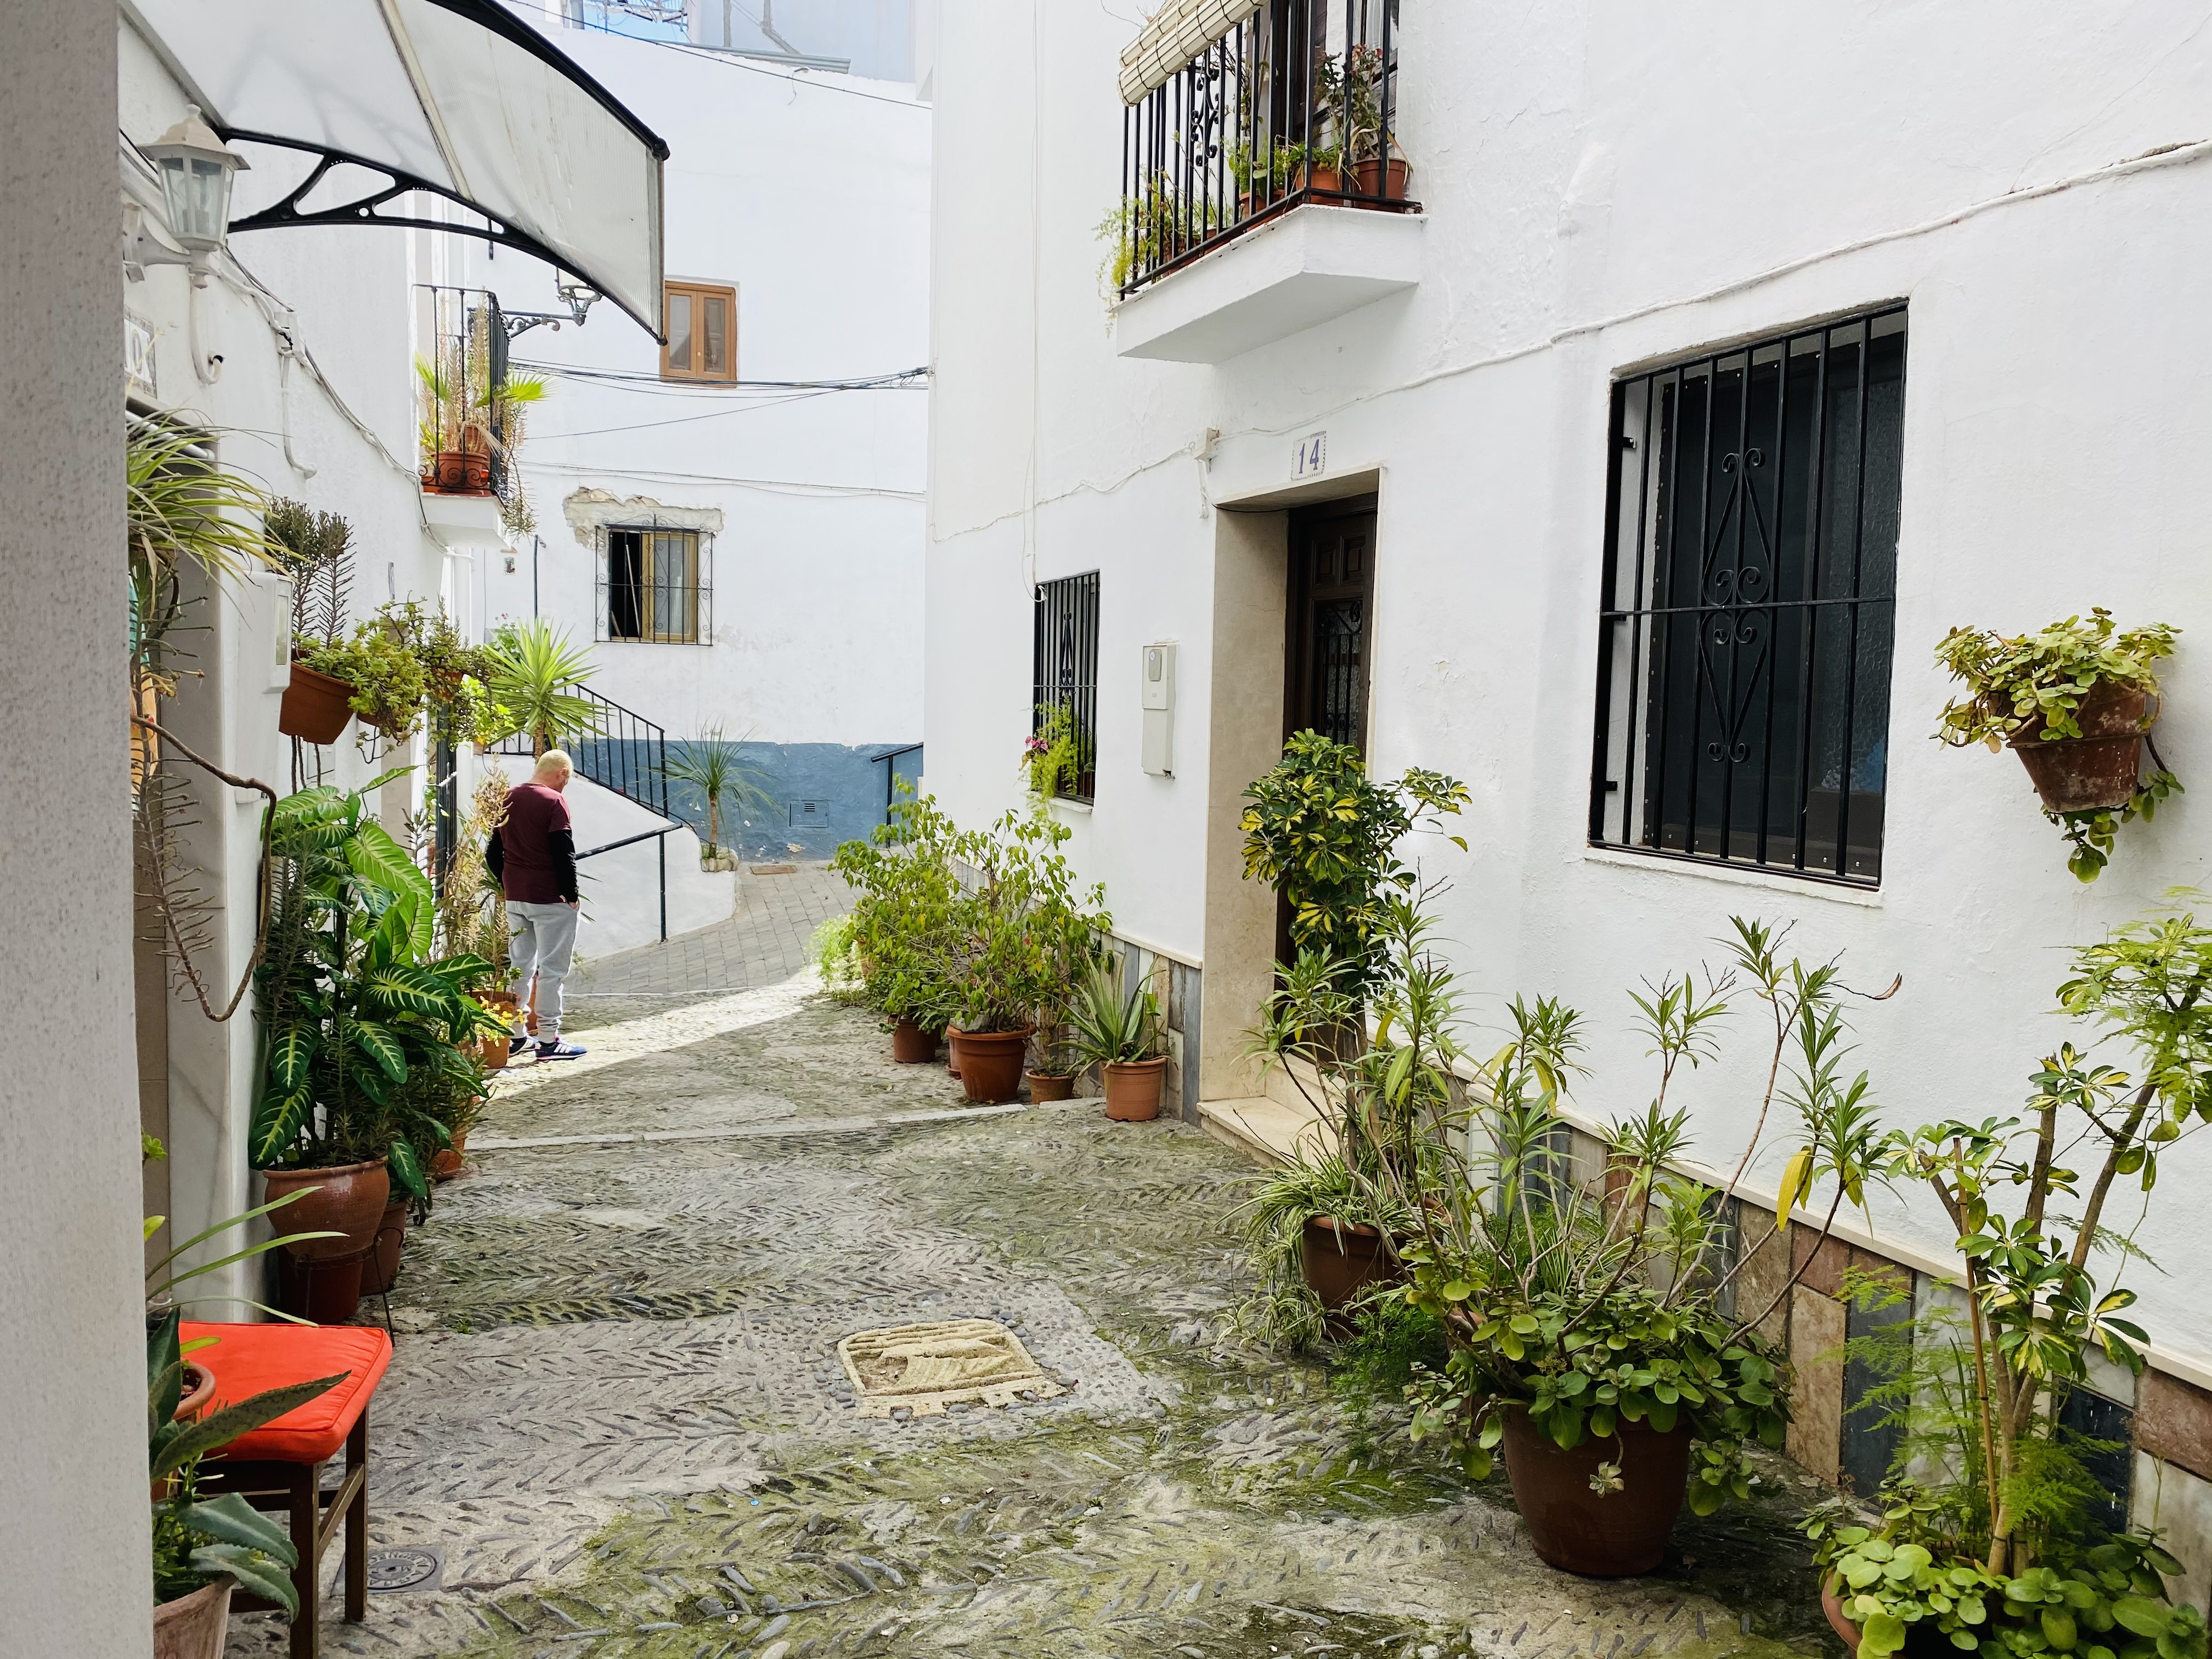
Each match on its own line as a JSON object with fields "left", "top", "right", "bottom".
{"left": 1116, "top": 0, "right": 1413, "bottom": 298}
{"left": 416, "top": 285, "right": 539, "bottom": 515}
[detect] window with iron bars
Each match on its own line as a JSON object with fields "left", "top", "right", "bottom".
{"left": 1588, "top": 306, "right": 1908, "bottom": 885}
{"left": 596, "top": 524, "right": 714, "bottom": 645}
{"left": 1032, "top": 573, "right": 1101, "bottom": 804}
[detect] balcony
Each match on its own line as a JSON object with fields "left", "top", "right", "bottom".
{"left": 1111, "top": 0, "right": 1422, "bottom": 364}
{"left": 416, "top": 285, "right": 537, "bottom": 543}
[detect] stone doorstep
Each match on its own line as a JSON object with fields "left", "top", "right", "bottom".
{"left": 1196, "top": 1094, "right": 1331, "bottom": 1166}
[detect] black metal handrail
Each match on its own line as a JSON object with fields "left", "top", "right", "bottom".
{"left": 487, "top": 686, "right": 670, "bottom": 819}
{"left": 1118, "top": 0, "right": 1414, "bottom": 298}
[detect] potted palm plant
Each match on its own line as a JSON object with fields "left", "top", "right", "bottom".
{"left": 485, "top": 618, "right": 602, "bottom": 757}
{"left": 1933, "top": 610, "right": 2181, "bottom": 879}
{"left": 1063, "top": 956, "right": 1168, "bottom": 1120}
{"left": 662, "top": 724, "right": 772, "bottom": 870}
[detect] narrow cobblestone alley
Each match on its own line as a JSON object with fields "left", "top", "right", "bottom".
{"left": 227, "top": 870, "right": 1839, "bottom": 1659}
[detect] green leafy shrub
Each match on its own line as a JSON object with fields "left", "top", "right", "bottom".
{"left": 943, "top": 809, "right": 1108, "bottom": 1036}
{"left": 831, "top": 788, "right": 967, "bottom": 1031}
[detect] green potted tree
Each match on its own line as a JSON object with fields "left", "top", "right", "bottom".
{"left": 943, "top": 810, "right": 1109, "bottom": 1104}
{"left": 1062, "top": 956, "right": 1168, "bottom": 1121}
{"left": 1934, "top": 609, "right": 2181, "bottom": 879}
{"left": 1806, "top": 907, "right": 2212, "bottom": 1656}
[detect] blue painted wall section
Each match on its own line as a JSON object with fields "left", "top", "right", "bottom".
{"left": 659, "top": 741, "right": 924, "bottom": 861}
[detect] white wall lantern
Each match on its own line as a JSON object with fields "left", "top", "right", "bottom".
{"left": 140, "top": 106, "right": 247, "bottom": 264}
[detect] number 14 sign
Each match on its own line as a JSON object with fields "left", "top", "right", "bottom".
{"left": 1293, "top": 431, "right": 1328, "bottom": 479}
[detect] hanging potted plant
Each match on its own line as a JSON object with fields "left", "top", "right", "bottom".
{"left": 1063, "top": 956, "right": 1169, "bottom": 1121}
{"left": 1934, "top": 610, "right": 2181, "bottom": 879}
{"left": 263, "top": 498, "right": 359, "bottom": 743}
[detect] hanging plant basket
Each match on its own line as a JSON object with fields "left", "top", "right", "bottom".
{"left": 278, "top": 660, "right": 356, "bottom": 743}
{"left": 2006, "top": 682, "right": 2151, "bottom": 813}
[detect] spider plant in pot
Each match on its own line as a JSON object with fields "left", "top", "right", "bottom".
{"left": 1393, "top": 915, "right": 1898, "bottom": 1578}
{"left": 1063, "top": 955, "right": 1167, "bottom": 1121}
{"left": 1933, "top": 608, "right": 2180, "bottom": 879}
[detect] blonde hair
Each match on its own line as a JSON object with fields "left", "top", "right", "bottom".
{"left": 535, "top": 749, "right": 574, "bottom": 778}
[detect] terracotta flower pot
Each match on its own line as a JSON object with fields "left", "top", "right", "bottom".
{"left": 1499, "top": 1407, "right": 1691, "bottom": 1577}
{"left": 1352, "top": 156, "right": 1411, "bottom": 200}
{"left": 892, "top": 1018, "right": 939, "bottom": 1064}
{"left": 278, "top": 661, "right": 356, "bottom": 744}
{"left": 1103, "top": 1057, "right": 1168, "bottom": 1122}
{"left": 426, "top": 448, "right": 493, "bottom": 494}
{"left": 2008, "top": 682, "right": 2151, "bottom": 812}
{"left": 1297, "top": 161, "right": 1347, "bottom": 194}
{"left": 174, "top": 1363, "right": 216, "bottom": 1423}
{"left": 431, "top": 1128, "right": 470, "bottom": 1182}
{"left": 1819, "top": 1574, "right": 1956, "bottom": 1656}
{"left": 476, "top": 1030, "right": 511, "bottom": 1070}
{"left": 274, "top": 1250, "right": 366, "bottom": 1324}
{"left": 358, "top": 1198, "right": 409, "bottom": 1295}
{"left": 261, "top": 1159, "right": 390, "bottom": 1260}
{"left": 154, "top": 1577, "right": 234, "bottom": 1659}
{"left": 945, "top": 1028, "right": 963, "bottom": 1078}
{"left": 1026, "top": 1070, "right": 1076, "bottom": 1102}
{"left": 956, "top": 1028, "right": 1032, "bottom": 1104}
{"left": 1300, "top": 1216, "right": 1397, "bottom": 1317}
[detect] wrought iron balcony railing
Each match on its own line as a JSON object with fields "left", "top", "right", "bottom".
{"left": 1115, "top": 0, "right": 1413, "bottom": 298}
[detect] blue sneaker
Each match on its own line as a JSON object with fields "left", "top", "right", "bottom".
{"left": 509, "top": 1035, "right": 532, "bottom": 1057}
{"left": 536, "top": 1040, "right": 588, "bottom": 1062}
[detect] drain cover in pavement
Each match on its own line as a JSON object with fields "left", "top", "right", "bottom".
{"left": 364, "top": 1547, "right": 443, "bottom": 1593}
{"left": 837, "top": 1319, "right": 1066, "bottom": 1418}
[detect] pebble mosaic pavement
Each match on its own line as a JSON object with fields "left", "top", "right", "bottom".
{"left": 226, "top": 869, "right": 1844, "bottom": 1659}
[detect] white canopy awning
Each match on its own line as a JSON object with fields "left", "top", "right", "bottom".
{"left": 121, "top": 0, "right": 668, "bottom": 335}
{"left": 1119, "top": 0, "right": 1265, "bottom": 105}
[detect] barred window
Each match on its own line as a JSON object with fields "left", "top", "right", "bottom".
{"left": 1032, "top": 572, "right": 1100, "bottom": 803}
{"left": 598, "top": 526, "right": 713, "bottom": 645}
{"left": 1589, "top": 306, "right": 1907, "bottom": 885}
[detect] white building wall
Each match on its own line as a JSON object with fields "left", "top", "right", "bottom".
{"left": 458, "top": 15, "right": 931, "bottom": 870}
{"left": 926, "top": 2, "right": 2212, "bottom": 1358}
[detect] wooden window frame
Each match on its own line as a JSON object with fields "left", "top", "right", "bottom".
{"left": 659, "top": 280, "right": 738, "bottom": 383}
{"left": 598, "top": 525, "right": 713, "bottom": 646}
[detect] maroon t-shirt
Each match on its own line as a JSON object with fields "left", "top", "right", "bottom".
{"left": 499, "top": 782, "right": 574, "bottom": 904}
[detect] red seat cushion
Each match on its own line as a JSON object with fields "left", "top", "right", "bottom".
{"left": 180, "top": 1322, "right": 391, "bottom": 1464}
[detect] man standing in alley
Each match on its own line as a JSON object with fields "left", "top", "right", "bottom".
{"left": 488, "top": 751, "right": 589, "bottom": 1061}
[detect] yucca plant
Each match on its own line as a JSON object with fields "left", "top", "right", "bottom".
{"left": 1062, "top": 956, "right": 1164, "bottom": 1068}
{"left": 660, "top": 724, "right": 772, "bottom": 858}
{"left": 485, "top": 618, "right": 603, "bottom": 755}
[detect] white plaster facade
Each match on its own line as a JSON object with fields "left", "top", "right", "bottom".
{"left": 921, "top": 1, "right": 2212, "bottom": 1375}
{"left": 450, "top": 12, "right": 932, "bottom": 873}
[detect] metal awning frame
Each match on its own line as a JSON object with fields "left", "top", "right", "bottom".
{"left": 120, "top": 0, "right": 670, "bottom": 338}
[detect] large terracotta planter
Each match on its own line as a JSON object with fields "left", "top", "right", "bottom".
{"left": 956, "top": 1028, "right": 1032, "bottom": 1104}
{"left": 1103, "top": 1057, "right": 1167, "bottom": 1121}
{"left": 274, "top": 1251, "right": 366, "bottom": 1324}
{"left": 1300, "top": 1216, "right": 1396, "bottom": 1316}
{"left": 1499, "top": 1407, "right": 1691, "bottom": 1576}
{"left": 426, "top": 448, "right": 492, "bottom": 494}
{"left": 2008, "top": 682, "right": 2151, "bottom": 812}
{"left": 1352, "top": 156, "right": 1412, "bottom": 200}
{"left": 358, "top": 1198, "right": 409, "bottom": 1295}
{"left": 892, "top": 1018, "right": 939, "bottom": 1064}
{"left": 261, "top": 1159, "right": 390, "bottom": 1260}
{"left": 278, "top": 661, "right": 356, "bottom": 744}
{"left": 154, "top": 1578, "right": 234, "bottom": 1659}
{"left": 1027, "top": 1070, "right": 1076, "bottom": 1102}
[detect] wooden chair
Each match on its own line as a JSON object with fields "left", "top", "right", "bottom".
{"left": 182, "top": 1322, "right": 393, "bottom": 1659}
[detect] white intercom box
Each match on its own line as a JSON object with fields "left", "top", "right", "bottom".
{"left": 1141, "top": 642, "right": 1177, "bottom": 776}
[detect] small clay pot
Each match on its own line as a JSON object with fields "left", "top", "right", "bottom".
{"left": 2008, "top": 682, "right": 2151, "bottom": 812}
{"left": 1026, "top": 1070, "right": 1076, "bottom": 1102}
{"left": 1300, "top": 1216, "right": 1396, "bottom": 1315}
{"left": 278, "top": 661, "right": 355, "bottom": 744}
{"left": 173, "top": 1363, "right": 216, "bottom": 1423}
{"left": 431, "top": 1128, "right": 470, "bottom": 1182}
{"left": 1499, "top": 1407, "right": 1691, "bottom": 1577}
{"left": 427, "top": 448, "right": 492, "bottom": 494}
{"left": 1103, "top": 1057, "right": 1167, "bottom": 1122}
{"left": 945, "top": 1027, "right": 963, "bottom": 1078}
{"left": 892, "top": 1018, "right": 939, "bottom": 1064}
{"left": 1352, "top": 156, "right": 1411, "bottom": 201}
{"left": 1819, "top": 1575, "right": 1955, "bottom": 1656}
{"left": 956, "top": 1028, "right": 1032, "bottom": 1104}
{"left": 261, "top": 1159, "right": 390, "bottom": 1259}
{"left": 153, "top": 1577, "right": 234, "bottom": 1659}
{"left": 358, "top": 1198, "right": 409, "bottom": 1295}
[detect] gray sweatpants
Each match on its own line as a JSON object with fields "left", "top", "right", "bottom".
{"left": 507, "top": 901, "right": 579, "bottom": 1041}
